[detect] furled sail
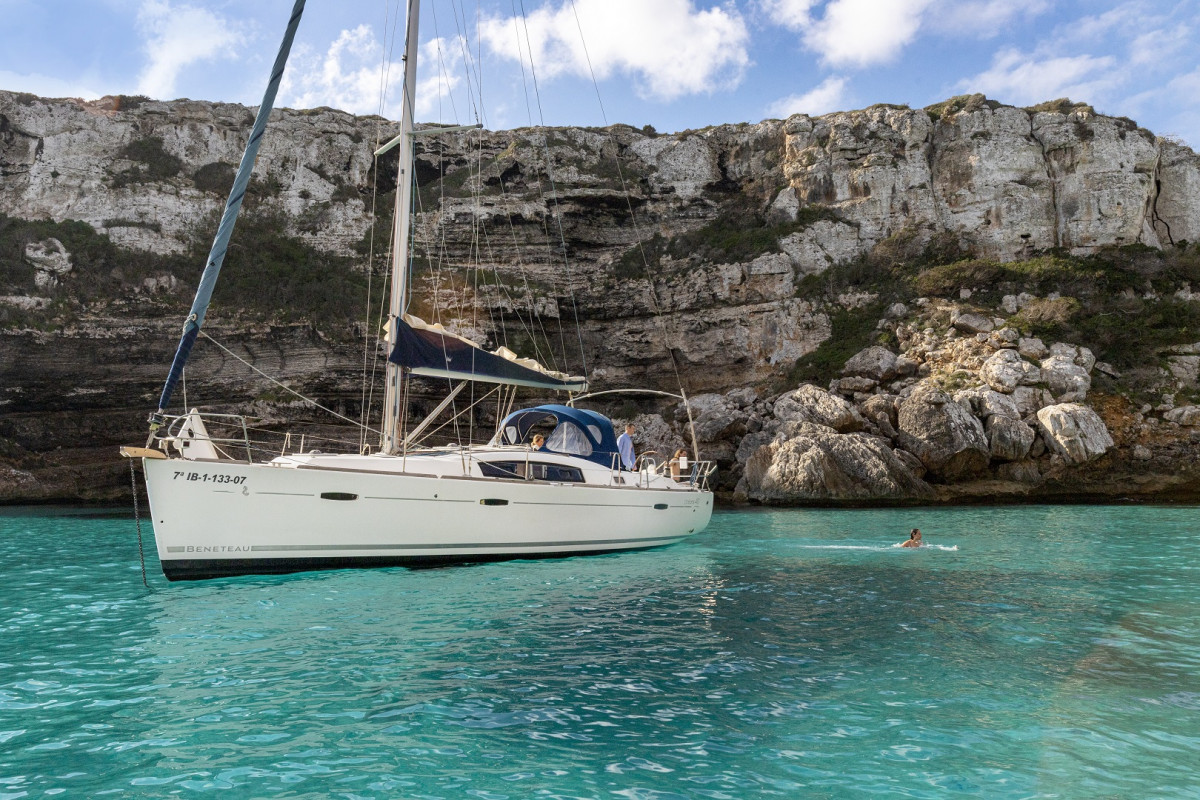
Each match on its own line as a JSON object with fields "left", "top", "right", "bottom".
{"left": 153, "top": 0, "right": 306, "bottom": 417}
{"left": 388, "top": 315, "right": 588, "bottom": 391}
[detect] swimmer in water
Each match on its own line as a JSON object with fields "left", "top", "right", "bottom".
{"left": 900, "top": 528, "right": 923, "bottom": 548}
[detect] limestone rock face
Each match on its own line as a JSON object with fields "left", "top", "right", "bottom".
{"left": 24, "top": 238, "right": 72, "bottom": 288}
{"left": 742, "top": 422, "right": 931, "bottom": 502}
{"left": 773, "top": 384, "right": 864, "bottom": 432}
{"left": 897, "top": 386, "right": 990, "bottom": 480}
{"left": 5, "top": 90, "right": 1200, "bottom": 504}
{"left": 1035, "top": 403, "right": 1114, "bottom": 463}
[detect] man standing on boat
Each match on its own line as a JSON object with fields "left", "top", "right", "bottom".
{"left": 617, "top": 423, "right": 636, "bottom": 470}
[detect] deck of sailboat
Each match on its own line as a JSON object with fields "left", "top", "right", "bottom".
{"left": 267, "top": 447, "right": 708, "bottom": 490}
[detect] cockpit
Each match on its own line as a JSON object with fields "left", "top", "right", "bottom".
{"left": 492, "top": 404, "right": 621, "bottom": 467}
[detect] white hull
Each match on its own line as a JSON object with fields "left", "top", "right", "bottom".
{"left": 143, "top": 455, "right": 713, "bottom": 580}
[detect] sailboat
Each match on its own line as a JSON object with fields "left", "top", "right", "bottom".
{"left": 121, "top": 0, "right": 714, "bottom": 581}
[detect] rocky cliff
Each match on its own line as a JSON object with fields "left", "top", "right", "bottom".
{"left": 3, "top": 90, "right": 1200, "bottom": 504}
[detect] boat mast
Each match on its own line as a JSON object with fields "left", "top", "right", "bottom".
{"left": 381, "top": 0, "right": 421, "bottom": 454}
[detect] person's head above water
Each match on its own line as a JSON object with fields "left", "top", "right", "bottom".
{"left": 910, "top": 528, "right": 922, "bottom": 540}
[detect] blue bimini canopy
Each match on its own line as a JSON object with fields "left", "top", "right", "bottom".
{"left": 389, "top": 316, "right": 588, "bottom": 392}
{"left": 496, "top": 404, "right": 619, "bottom": 468}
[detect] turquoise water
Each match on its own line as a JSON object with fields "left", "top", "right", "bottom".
{"left": 1, "top": 506, "right": 1198, "bottom": 799}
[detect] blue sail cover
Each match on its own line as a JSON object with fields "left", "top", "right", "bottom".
{"left": 388, "top": 317, "right": 588, "bottom": 391}
{"left": 155, "top": 0, "right": 306, "bottom": 414}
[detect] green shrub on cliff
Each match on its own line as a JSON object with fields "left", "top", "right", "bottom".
{"left": 110, "top": 136, "right": 184, "bottom": 188}
{"left": 208, "top": 212, "right": 383, "bottom": 328}
{"left": 614, "top": 204, "right": 841, "bottom": 279}
{"left": 0, "top": 214, "right": 186, "bottom": 302}
{"left": 909, "top": 243, "right": 1200, "bottom": 368}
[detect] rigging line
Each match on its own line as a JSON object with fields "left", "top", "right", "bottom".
{"left": 475, "top": 190, "right": 548, "bottom": 364}
{"left": 429, "top": 0, "right": 464, "bottom": 124}
{"left": 517, "top": 0, "right": 589, "bottom": 381}
{"left": 492, "top": 0, "right": 565, "bottom": 370}
{"left": 361, "top": 0, "right": 390, "bottom": 448}
{"left": 198, "top": 330, "right": 380, "bottom": 434}
{"left": 510, "top": 0, "right": 536, "bottom": 127}
{"left": 449, "top": 0, "right": 484, "bottom": 125}
{"left": 569, "top": 0, "right": 608, "bottom": 123}
{"left": 408, "top": 383, "right": 502, "bottom": 447}
{"left": 568, "top": 0, "right": 682, "bottom": 395}
{"left": 490, "top": 177, "right": 561, "bottom": 373}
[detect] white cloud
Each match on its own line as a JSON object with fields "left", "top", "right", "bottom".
{"left": 1128, "top": 26, "right": 1190, "bottom": 68}
{"left": 803, "top": 0, "right": 933, "bottom": 67}
{"left": 0, "top": 70, "right": 102, "bottom": 100}
{"left": 763, "top": 0, "right": 933, "bottom": 68}
{"left": 281, "top": 25, "right": 403, "bottom": 116}
{"left": 960, "top": 49, "right": 1119, "bottom": 106}
{"left": 766, "top": 76, "right": 848, "bottom": 118}
{"left": 478, "top": 0, "right": 750, "bottom": 102}
{"left": 415, "top": 36, "right": 467, "bottom": 122}
{"left": 927, "top": 0, "right": 1050, "bottom": 38}
{"left": 760, "top": 0, "right": 817, "bottom": 30}
{"left": 135, "top": 0, "right": 242, "bottom": 100}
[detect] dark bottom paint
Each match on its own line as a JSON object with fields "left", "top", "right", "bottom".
{"left": 161, "top": 546, "right": 672, "bottom": 581}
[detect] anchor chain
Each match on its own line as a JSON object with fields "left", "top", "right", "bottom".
{"left": 128, "top": 460, "right": 150, "bottom": 589}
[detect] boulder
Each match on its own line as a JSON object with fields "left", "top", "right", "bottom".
{"left": 987, "top": 416, "right": 1036, "bottom": 462}
{"left": 773, "top": 384, "right": 864, "bottom": 432}
{"left": 1167, "top": 355, "right": 1200, "bottom": 385}
{"left": 1040, "top": 355, "right": 1091, "bottom": 399}
{"left": 830, "top": 376, "right": 878, "bottom": 395}
{"left": 980, "top": 348, "right": 1042, "bottom": 393}
{"left": 683, "top": 393, "right": 741, "bottom": 442}
{"left": 842, "top": 346, "right": 898, "bottom": 381}
{"left": 954, "top": 386, "right": 1021, "bottom": 421}
{"left": 1164, "top": 405, "right": 1200, "bottom": 426}
{"left": 742, "top": 422, "right": 931, "bottom": 502}
{"left": 894, "top": 355, "right": 919, "bottom": 376}
{"left": 897, "top": 386, "right": 990, "bottom": 480}
{"left": 1018, "top": 337, "right": 1049, "bottom": 360}
{"left": 1011, "top": 386, "right": 1052, "bottom": 416}
{"left": 952, "top": 312, "right": 994, "bottom": 334}
{"left": 628, "top": 413, "right": 686, "bottom": 463}
{"left": 859, "top": 394, "right": 899, "bottom": 427}
{"left": 1048, "top": 343, "right": 1095, "bottom": 371}
{"left": 1035, "top": 403, "right": 1114, "bottom": 464}
{"left": 986, "top": 327, "right": 1020, "bottom": 349}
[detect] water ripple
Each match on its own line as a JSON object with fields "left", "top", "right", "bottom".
{"left": 1, "top": 506, "right": 1199, "bottom": 797}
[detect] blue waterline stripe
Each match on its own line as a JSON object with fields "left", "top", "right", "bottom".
{"left": 164, "top": 536, "right": 682, "bottom": 554}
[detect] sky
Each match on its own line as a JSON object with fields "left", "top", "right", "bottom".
{"left": 1, "top": 0, "right": 1198, "bottom": 147}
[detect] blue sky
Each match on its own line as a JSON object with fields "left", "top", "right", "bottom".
{"left": 2, "top": 0, "right": 1198, "bottom": 147}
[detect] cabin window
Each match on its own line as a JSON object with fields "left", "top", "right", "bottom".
{"left": 504, "top": 425, "right": 519, "bottom": 444}
{"left": 547, "top": 422, "right": 593, "bottom": 456}
{"left": 587, "top": 424, "right": 603, "bottom": 442}
{"left": 477, "top": 461, "right": 585, "bottom": 483}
